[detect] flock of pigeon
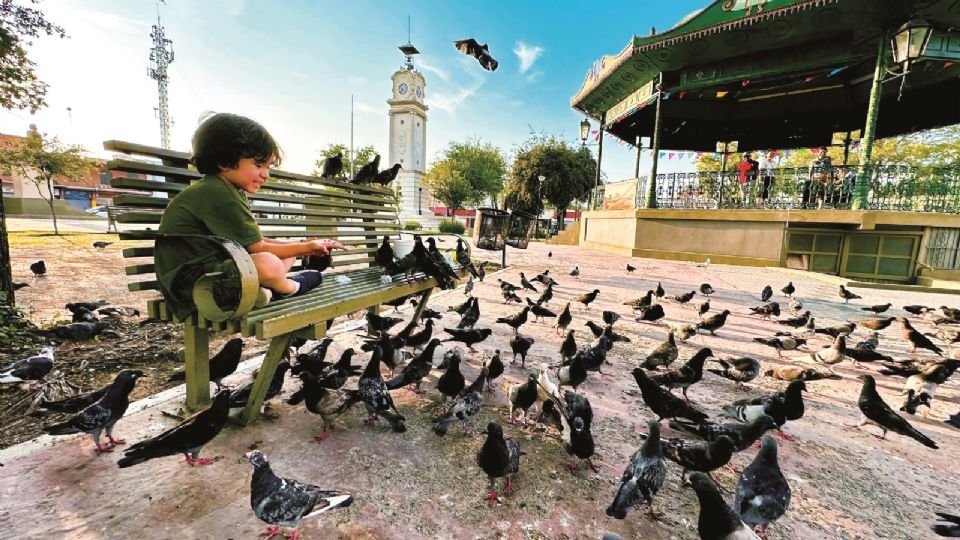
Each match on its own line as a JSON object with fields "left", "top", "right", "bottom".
{"left": 4, "top": 241, "right": 960, "bottom": 539}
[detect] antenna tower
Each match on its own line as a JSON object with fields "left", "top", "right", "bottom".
{"left": 148, "top": 8, "right": 174, "bottom": 149}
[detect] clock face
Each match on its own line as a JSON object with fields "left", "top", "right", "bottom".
{"left": 415, "top": 86, "right": 422, "bottom": 99}
{"left": 398, "top": 83, "right": 408, "bottom": 95}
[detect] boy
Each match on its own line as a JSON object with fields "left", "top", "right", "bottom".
{"left": 155, "top": 113, "right": 345, "bottom": 318}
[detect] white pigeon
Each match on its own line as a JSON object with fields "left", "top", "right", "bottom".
{"left": 0, "top": 347, "right": 55, "bottom": 384}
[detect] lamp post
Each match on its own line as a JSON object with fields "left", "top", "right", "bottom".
{"left": 579, "top": 118, "right": 590, "bottom": 146}
{"left": 890, "top": 17, "right": 934, "bottom": 73}
{"left": 536, "top": 174, "right": 545, "bottom": 241}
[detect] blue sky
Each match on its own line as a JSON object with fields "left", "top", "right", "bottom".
{"left": 0, "top": 0, "right": 708, "bottom": 181}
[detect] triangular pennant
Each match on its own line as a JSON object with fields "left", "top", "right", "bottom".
{"left": 716, "top": 91, "right": 729, "bottom": 98}
{"left": 829, "top": 66, "right": 849, "bottom": 77}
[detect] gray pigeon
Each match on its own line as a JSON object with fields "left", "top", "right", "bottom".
{"left": 690, "top": 472, "right": 760, "bottom": 540}
{"left": 246, "top": 450, "right": 353, "bottom": 540}
{"left": 606, "top": 420, "right": 667, "bottom": 520}
{"left": 734, "top": 435, "right": 791, "bottom": 538}
{"left": 0, "top": 347, "right": 54, "bottom": 384}
{"left": 854, "top": 374, "right": 937, "bottom": 449}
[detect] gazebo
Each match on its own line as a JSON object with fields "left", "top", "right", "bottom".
{"left": 571, "top": 0, "right": 960, "bottom": 286}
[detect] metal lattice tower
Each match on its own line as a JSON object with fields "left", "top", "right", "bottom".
{"left": 148, "top": 13, "right": 174, "bottom": 149}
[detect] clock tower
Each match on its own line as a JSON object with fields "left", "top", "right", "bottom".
{"left": 388, "top": 41, "right": 434, "bottom": 225}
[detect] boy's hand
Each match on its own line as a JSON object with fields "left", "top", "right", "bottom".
{"left": 319, "top": 240, "right": 348, "bottom": 251}
{"left": 305, "top": 239, "right": 347, "bottom": 256}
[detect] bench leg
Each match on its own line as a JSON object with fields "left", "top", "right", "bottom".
{"left": 239, "top": 333, "right": 292, "bottom": 426}
{"left": 411, "top": 289, "right": 433, "bottom": 322}
{"left": 183, "top": 324, "right": 210, "bottom": 410}
{"left": 367, "top": 305, "right": 380, "bottom": 335}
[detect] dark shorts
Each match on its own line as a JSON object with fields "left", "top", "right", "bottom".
{"left": 760, "top": 174, "right": 774, "bottom": 199}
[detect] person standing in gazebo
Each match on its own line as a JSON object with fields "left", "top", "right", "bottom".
{"left": 757, "top": 151, "right": 776, "bottom": 207}
{"left": 806, "top": 147, "right": 833, "bottom": 209}
{"left": 736, "top": 152, "right": 759, "bottom": 206}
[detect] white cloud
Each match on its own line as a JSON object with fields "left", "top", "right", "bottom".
{"left": 513, "top": 41, "right": 544, "bottom": 74}
{"left": 427, "top": 84, "right": 479, "bottom": 117}
{"left": 355, "top": 101, "right": 383, "bottom": 115}
{"left": 418, "top": 60, "right": 449, "bottom": 82}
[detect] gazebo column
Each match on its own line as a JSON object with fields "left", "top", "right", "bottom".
{"left": 643, "top": 73, "right": 664, "bottom": 209}
{"left": 592, "top": 113, "right": 605, "bottom": 210}
{"left": 853, "top": 34, "right": 887, "bottom": 210}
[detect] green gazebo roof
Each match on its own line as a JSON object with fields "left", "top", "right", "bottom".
{"left": 572, "top": 0, "right": 960, "bottom": 152}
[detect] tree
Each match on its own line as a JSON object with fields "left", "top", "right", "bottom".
{"left": 313, "top": 143, "right": 378, "bottom": 178}
{"left": 424, "top": 139, "right": 507, "bottom": 213}
{"left": 0, "top": 129, "right": 97, "bottom": 235}
{"left": 0, "top": 1, "right": 66, "bottom": 113}
{"left": 505, "top": 135, "right": 596, "bottom": 230}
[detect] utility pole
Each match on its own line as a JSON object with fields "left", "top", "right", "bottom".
{"left": 148, "top": 7, "right": 174, "bottom": 149}
{"left": 350, "top": 94, "right": 355, "bottom": 178}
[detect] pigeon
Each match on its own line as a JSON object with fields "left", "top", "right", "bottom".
{"left": 36, "top": 321, "right": 109, "bottom": 341}
{"left": 499, "top": 278, "right": 521, "bottom": 292}
{"left": 781, "top": 282, "right": 795, "bottom": 298}
{"left": 574, "top": 289, "right": 600, "bottom": 310}
{"left": 412, "top": 236, "right": 455, "bottom": 290}
{"left": 722, "top": 382, "right": 806, "bottom": 441}
{"left": 91, "top": 241, "right": 114, "bottom": 249}
{"left": 801, "top": 335, "right": 845, "bottom": 370}
{"left": 436, "top": 349, "right": 465, "bottom": 400}
{"left": 385, "top": 338, "right": 440, "bottom": 394}
{"left": 434, "top": 367, "right": 487, "bottom": 436}
{"left": 371, "top": 163, "right": 401, "bottom": 186}
{"left": 96, "top": 306, "right": 140, "bottom": 319}
{"left": 448, "top": 297, "right": 473, "bottom": 315}
{"left": 405, "top": 319, "right": 436, "bottom": 350}
{"left": 501, "top": 288, "right": 522, "bottom": 304}
{"left": 669, "top": 415, "right": 779, "bottom": 452}
{"left": 71, "top": 306, "right": 99, "bottom": 323}
{"left": 483, "top": 351, "right": 504, "bottom": 392}
{"left": 690, "top": 471, "right": 761, "bottom": 540}
{"left": 12, "top": 281, "right": 28, "bottom": 290}
{"left": 509, "top": 334, "right": 535, "bottom": 368}
{"left": 350, "top": 154, "right": 380, "bottom": 184}
{"left": 524, "top": 299, "right": 555, "bottom": 322}
{"left": 519, "top": 272, "right": 538, "bottom": 293}
{"left": 814, "top": 321, "right": 856, "bottom": 338}
{"left": 556, "top": 352, "right": 588, "bottom": 391}
{"left": 652, "top": 434, "right": 736, "bottom": 484}
{"left": 409, "top": 298, "right": 442, "bottom": 321}
{"left": 548, "top": 251, "right": 552, "bottom": 258}
{"left": 366, "top": 311, "right": 404, "bottom": 333}
{"left": 375, "top": 235, "right": 403, "bottom": 276}
{"left": 902, "top": 305, "right": 929, "bottom": 316}
{"left": 477, "top": 422, "right": 523, "bottom": 506}
{"left": 0, "top": 347, "right": 54, "bottom": 384}
{"left": 559, "top": 329, "right": 578, "bottom": 359}
{"left": 626, "top": 264, "right": 636, "bottom": 274}
{"left": 946, "top": 412, "right": 960, "bottom": 429}
{"left": 570, "top": 266, "right": 580, "bottom": 278}
{"left": 845, "top": 345, "right": 893, "bottom": 366}
{"left": 670, "top": 323, "right": 698, "bottom": 342}
{"left": 671, "top": 290, "right": 696, "bottom": 304}
{"left": 606, "top": 420, "right": 667, "bottom": 520}
{"left": 454, "top": 238, "right": 480, "bottom": 280}
{"left": 554, "top": 302, "right": 572, "bottom": 336}
{"left": 760, "top": 285, "right": 773, "bottom": 302}
{"left": 537, "top": 283, "right": 554, "bottom": 305}
{"left": 357, "top": 346, "right": 406, "bottom": 432}
{"left": 602, "top": 310, "right": 621, "bottom": 326}
{"left": 229, "top": 362, "right": 291, "bottom": 414}
{"left": 838, "top": 285, "right": 861, "bottom": 303}
{"left": 853, "top": 374, "right": 937, "bottom": 449}
{"left": 734, "top": 435, "right": 791, "bottom": 538}
{"left": 42, "top": 369, "right": 144, "bottom": 454}
{"left": 707, "top": 356, "right": 761, "bottom": 391}
{"left": 764, "top": 366, "right": 839, "bottom": 382}
{"left": 753, "top": 336, "right": 806, "bottom": 358}
{"left": 507, "top": 374, "right": 539, "bottom": 425}
{"left": 65, "top": 300, "right": 110, "bottom": 313}
{"left": 697, "top": 310, "right": 731, "bottom": 336}
{"left": 246, "top": 450, "right": 353, "bottom": 540}
{"left": 362, "top": 333, "right": 403, "bottom": 376}
{"left": 36, "top": 384, "right": 109, "bottom": 414}
{"left": 636, "top": 304, "right": 666, "bottom": 324}
{"left": 624, "top": 291, "right": 655, "bottom": 310}
{"left": 778, "top": 311, "right": 810, "bottom": 329}
{"left": 699, "top": 283, "right": 715, "bottom": 296}
{"left": 648, "top": 348, "right": 712, "bottom": 401}
{"left": 931, "top": 512, "right": 960, "bottom": 537}
{"left": 496, "top": 306, "right": 530, "bottom": 334}
{"left": 167, "top": 338, "right": 243, "bottom": 390}
{"left": 697, "top": 300, "right": 711, "bottom": 317}
{"left": 640, "top": 331, "right": 678, "bottom": 370}
{"left": 117, "top": 389, "right": 231, "bottom": 467}
{"left": 940, "top": 306, "right": 960, "bottom": 320}
{"left": 861, "top": 303, "right": 892, "bottom": 314}
{"left": 788, "top": 298, "right": 803, "bottom": 315}
{"left": 463, "top": 277, "right": 474, "bottom": 296}
{"left": 899, "top": 360, "right": 960, "bottom": 414}
{"left": 319, "top": 151, "right": 343, "bottom": 178}
{"left": 290, "top": 372, "right": 362, "bottom": 442}
{"left": 30, "top": 260, "right": 46, "bottom": 277}
{"left": 749, "top": 302, "right": 780, "bottom": 320}
{"left": 655, "top": 282, "right": 665, "bottom": 299}
{"left": 632, "top": 368, "right": 708, "bottom": 423}
{"left": 545, "top": 391, "right": 598, "bottom": 473}
{"left": 443, "top": 327, "right": 493, "bottom": 352}
{"left": 860, "top": 317, "right": 896, "bottom": 331}
{"left": 585, "top": 321, "right": 630, "bottom": 344}
{"left": 454, "top": 38, "right": 498, "bottom": 71}
{"left": 899, "top": 317, "right": 943, "bottom": 356}
{"left": 425, "top": 237, "right": 460, "bottom": 286}
{"left": 536, "top": 362, "right": 560, "bottom": 404}
{"left": 570, "top": 337, "right": 612, "bottom": 374}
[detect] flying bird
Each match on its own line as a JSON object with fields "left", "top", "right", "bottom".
{"left": 454, "top": 38, "right": 499, "bottom": 71}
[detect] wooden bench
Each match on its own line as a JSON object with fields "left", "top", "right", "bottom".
{"left": 104, "top": 140, "right": 467, "bottom": 425}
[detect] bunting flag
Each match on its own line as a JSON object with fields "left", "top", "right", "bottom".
{"left": 829, "top": 66, "right": 849, "bottom": 77}
{"left": 741, "top": 79, "right": 750, "bottom": 87}
{"left": 804, "top": 75, "right": 817, "bottom": 82}
{"left": 659, "top": 151, "right": 666, "bottom": 159}
{"left": 945, "top": 62, "right": 955, "bottom": 69}
{"left": 662, "top": 91, "right": 672, "bottom": 100}
{"left": 668, "top": 152, "right": 675, "bottom": 159}
{"left": 678, "top": 90, "right": 688, "bottom": 99}
{"left": 716, "top": 91, "right": 729, "bottom": 98}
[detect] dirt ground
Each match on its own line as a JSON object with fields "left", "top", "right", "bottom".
{"left": 1, "top": 231, "right": 958, "bottom": 539}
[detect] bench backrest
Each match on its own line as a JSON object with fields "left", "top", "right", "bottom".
{"left": 104, "top": 140, "right": 401, "bottom": 294}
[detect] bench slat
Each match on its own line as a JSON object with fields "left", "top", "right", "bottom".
{"left": 125, "top": 263, "right": 155, "bottom": 275}
{"left": 107, "top": 158, "right": 200, "bottom": 183}
{"left": 104, "top": 140, "right": 191, "bottom": 165}
{"left": 128, "top": 280, "right": 159, "bottom": 292}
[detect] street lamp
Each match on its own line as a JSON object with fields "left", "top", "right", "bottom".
{"left": 579, "top": 119, "right": 590, "bottom": 146}
{"left": 536, "top": 174, "right": 545, "bottom": 241}
{"left": 890, "top": 17, "right": 934, "bottom": 71}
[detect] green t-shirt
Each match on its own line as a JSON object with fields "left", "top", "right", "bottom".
{"left": 154, "top": 175, "right": 263, "bottom": 319}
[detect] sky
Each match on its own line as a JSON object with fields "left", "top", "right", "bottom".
{"left": 0, "top": 0, "right": 708, "bottom": 183}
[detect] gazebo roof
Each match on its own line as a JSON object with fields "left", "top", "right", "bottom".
{"left": 572, "top": 0, "right": 960, "bottom": 151}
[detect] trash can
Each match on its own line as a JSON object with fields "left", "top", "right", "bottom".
{"left": 474, "top": 208, "right": 510, "bottom": 251}
{"left": 506, "top": 210, "right": 536, "bottom": 249}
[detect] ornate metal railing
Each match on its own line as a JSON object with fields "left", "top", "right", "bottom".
{"left": 589, "top": 165, "right": 960, "bottom": 212}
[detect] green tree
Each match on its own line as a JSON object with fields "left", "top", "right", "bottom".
{"left": 0, "top": 129, "right": 97, "bottom": 235}
{"left": 313, "top": 143, "right": 378, "bottom": 178}
{"left": 505, "top": 135, "right": 595, "bottom": 230}
{"left": 0, "top": 1, "right": 66, "bottom": 112}
{"left": 424, "top": 139, "right": 507, "bottom": 213}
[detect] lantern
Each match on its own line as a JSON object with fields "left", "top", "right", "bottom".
{"left": 890, "top": 17, "right": 933, "bottom": 68}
